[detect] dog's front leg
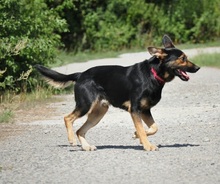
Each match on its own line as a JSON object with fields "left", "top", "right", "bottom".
{"left": 130, "top": 112, "right": 158, "bottom": 151}
{"left": 141, "top": 110, "right": 158, "bottom": 136}
{"left": 133, "top": 110, "right": 158, "bottom": 139}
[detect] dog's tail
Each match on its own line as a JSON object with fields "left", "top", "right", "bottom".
{"left": 35, "top": 64, "right": 81, "bottom": 88}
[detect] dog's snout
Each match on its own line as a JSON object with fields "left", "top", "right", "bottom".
{"left": 187, "top": 62, "right": 200, "bottom": 73}
{"left": 194, "top": 65, "right": 200, "bottom": 72}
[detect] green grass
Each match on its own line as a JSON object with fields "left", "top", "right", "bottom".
{"left": 178, "top": 40, "right": 220, "bottom": 50}
{"left": 0, "top": 110, "right": 14, "bottom": 123}
{"left": 51, "top": 49, "right": 134, "bottom": 67}
{"left": 0, "top": 87, "right": 59, "bottom": 123}
{"left": 192, "top": 53, "right": 220, "bottom": 68}
{"left": 52, "top": 40, "right": 220, "bottom": 68}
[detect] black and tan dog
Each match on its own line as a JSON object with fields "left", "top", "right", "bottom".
{"left": 35, "top": 35, "right": 200, "bottom": 151}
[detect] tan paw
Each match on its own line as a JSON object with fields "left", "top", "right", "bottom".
{"left": 82, "top": 145, "right": 97, "bottom": 151}
{"left": 133, "top": 131, "right": 149, "bottom": 139}
{"left": 143, "top": 144, "right": 159, "bottom": 151}
{"left": 132, "top": 131, "right": 139, "bottom": 139}
{"left": 69, "top": 140, "right": 77, "bottom": 147}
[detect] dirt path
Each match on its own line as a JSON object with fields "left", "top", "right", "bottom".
{"left": 0, "top": 47, "right": 220, "bottom": 184}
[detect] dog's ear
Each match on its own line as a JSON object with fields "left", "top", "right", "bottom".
{"left": 162, "top": 35, "right": 175, "bottom": 48}
{"left": 148, "top": 47, "right": 167, "bottom": 59}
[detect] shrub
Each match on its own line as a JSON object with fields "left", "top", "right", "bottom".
{"left": 0, "top": 0, "right": 67, "bottom": 93}
{"left": 51, "top": 0, "right": 220, "bottom": 51}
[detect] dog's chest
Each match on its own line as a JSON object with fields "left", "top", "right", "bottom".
{"left": 140, "top": 89, "right": 162, "bottom": 109}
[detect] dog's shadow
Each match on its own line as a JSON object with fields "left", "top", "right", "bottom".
{"left": 97, "top": 145, "right": 143, "bottom": 150}
{"left": 58, "top": 143, "right": 199, "bottom": 151}
{"left": 158, "top": 143, "right": 200, "bottom": 148}
{"left": 97, "top": 143, "right": 199, "bottom": 150}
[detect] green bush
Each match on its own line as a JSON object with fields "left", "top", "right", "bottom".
{"left": 158, "top": 0, "right": 220, "bottom": 43}
{"left": 0, "top": 0, "right": 67, "bottom": 93}
{"left": 50, "top": 0, "right": 220, "bottom": 51}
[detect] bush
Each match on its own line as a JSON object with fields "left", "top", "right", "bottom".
{"left": 0, "top": 0, "right": 67, "bottom": 93}
{"left": 51, "top": 0, "right": 220, "bottom": 51}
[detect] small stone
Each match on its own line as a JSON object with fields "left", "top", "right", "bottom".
{"left": 203, "top": 137, "right": 210, "bottom": 142}
{"left": 44, "top": 130, "right": 50, "bottom": 134}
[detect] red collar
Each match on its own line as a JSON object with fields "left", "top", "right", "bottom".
{"left": 151, "top": 68, "right": 165, "bottom": 84}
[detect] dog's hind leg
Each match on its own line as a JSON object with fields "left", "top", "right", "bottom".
{"left": 64, "top": 110, "right": 81, "bottom": 146}
{"left": 130, "top": 112, "right": 158, "bottom": 151}
{"left": 76, "top": 100, "right": 109, "bottom": 151}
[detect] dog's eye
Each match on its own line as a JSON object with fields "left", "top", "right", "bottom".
{"left": 181, "top": 56, "right": 187, "bottom": 62}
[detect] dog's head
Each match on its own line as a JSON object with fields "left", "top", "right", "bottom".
{"left": 148, "top": 35, "right": 200, "bottom": 81}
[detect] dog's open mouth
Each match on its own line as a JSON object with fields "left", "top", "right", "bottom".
{"left": 175, "top": 69, "right": 190, "bottom": 81}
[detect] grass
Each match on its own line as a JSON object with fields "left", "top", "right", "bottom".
{"left": 0, "top": 87, "right": 61, "bottom": 123}
{"left": 0, "top": 110, "right": 14, "bottom": 123}
{"left": 51, "top": 50, "right": 123, "bottom": 67}
{"left": 51, "top": 48, "right": 143, "bottom": 67}
{"left": 192, "top": 53, "right": 220, "bottom": 68}
{"left": 52, "top": 40, "right": 220, "bottom": 68}
{"left": 178, "top": 40, "right": 220, "bottom": 50}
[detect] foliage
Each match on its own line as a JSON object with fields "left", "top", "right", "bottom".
{"left": 48, "top": 0, "right": 220, "bottom": 51}
{"left": 0, "top": 0, "right": 67, "bottom": 93}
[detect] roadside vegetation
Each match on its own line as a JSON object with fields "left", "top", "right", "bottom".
{"left": 0, "top": 0, "right": 219, "bottom": 123}
{"left": 193, "top": 53, "right": 220, "bottom": 68}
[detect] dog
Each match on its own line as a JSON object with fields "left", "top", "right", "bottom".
{"left": 35, "top": 35, "right": 200, "bottom": 151}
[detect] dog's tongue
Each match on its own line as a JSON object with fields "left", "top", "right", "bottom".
{"left": 178, "top": 69, "right": 190, "bottom": 80}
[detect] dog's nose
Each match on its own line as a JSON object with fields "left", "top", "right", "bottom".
{"left": 188, "top": 64, "right": 200, "bottom": 73}
{"left": 195, "top": 65, "right": 200, "bottom": 72}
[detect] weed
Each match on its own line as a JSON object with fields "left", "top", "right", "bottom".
{"left": 0, "top": 109, "right": 14, "bottom": 123}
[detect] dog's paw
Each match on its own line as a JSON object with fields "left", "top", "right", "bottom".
{"left": 132, "top": 131, "right": 139, "bottom": 139}
{"left": 82, "top": 145, "right": 97, "bottom": 151}
{"left": 69, "top": 140, "right": 77, "bottom": 147}
{"left": 143, "top": 144, "right": 159, "bottom": 151}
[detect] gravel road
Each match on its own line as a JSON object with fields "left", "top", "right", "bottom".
{"left": 1, "top": 47, "right": 220, "bottom": 184}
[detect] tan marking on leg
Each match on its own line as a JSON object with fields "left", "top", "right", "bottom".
{"left": 140, "top": 98, "right": 150, "bottom": 109}
{"left": 101, "top": 99, "right": 110, "bottom": 107}
{"left": 122, "top": 101, "right": 131, "bottom": 112}
{"left": 133, "top": 111, "right": 158, "bottom": 139}
{"left": 77, "top": 102, "right": 108, "bottom": 151}
{"left": 130, "top": 112, "right": 158, "bottom": 151}
{"left": 64, "top": 110, "right": 80, "bottom": 146}
{"left": 141, "top": 112, "right": 158, "bottom": 136}
{"left": 87, "top": 99, "right": 99, "bottom": 114}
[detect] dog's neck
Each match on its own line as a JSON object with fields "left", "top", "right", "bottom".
{"left": 151, "top": 68, "right": 165, "bottom": 84}
{"left": 148, "top": 56, "right": 165, "bottom": 84}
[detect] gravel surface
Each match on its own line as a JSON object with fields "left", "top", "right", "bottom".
{"left": 0, "top": 47, "right": 220, "bottom": 184}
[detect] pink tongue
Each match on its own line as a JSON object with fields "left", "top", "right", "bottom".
{"left": 180, "top": 70, "right": 190, "bottom": 80}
